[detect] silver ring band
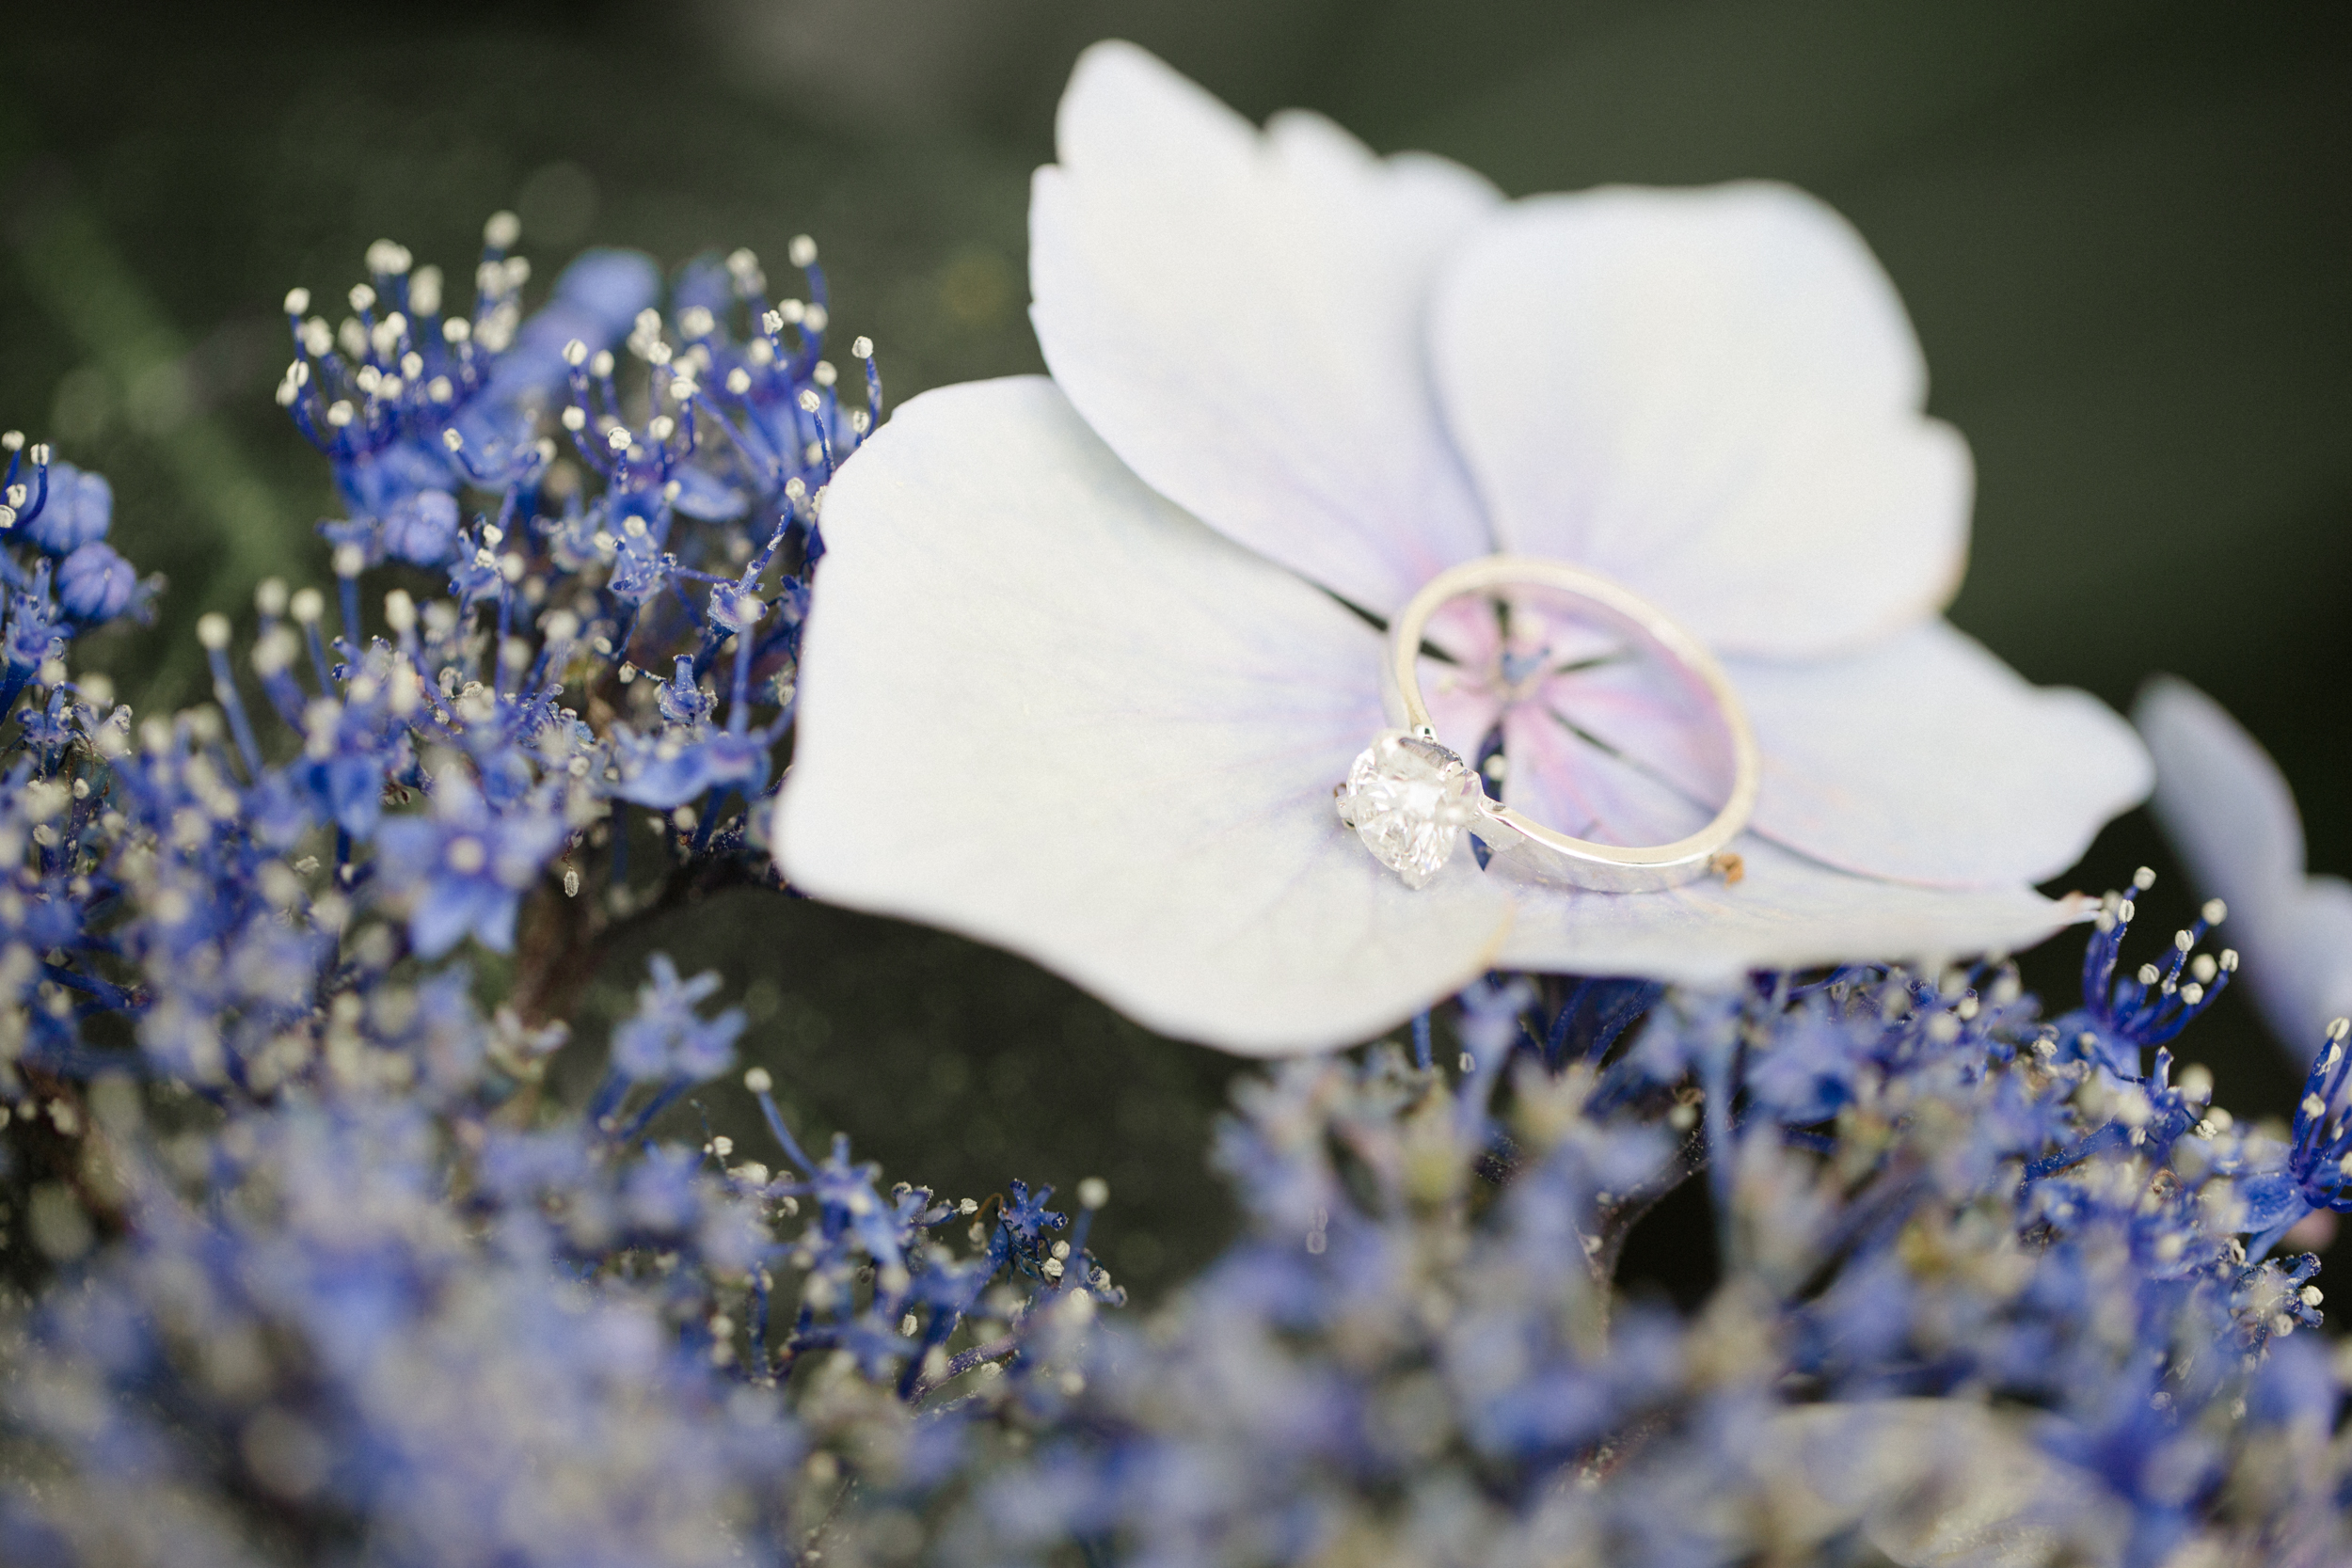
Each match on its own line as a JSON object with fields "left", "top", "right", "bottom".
{"left": 1339, "top": 556, "right": 1759, "bottom": 894}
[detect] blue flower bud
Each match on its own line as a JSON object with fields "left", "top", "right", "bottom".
{"left": 56, "top": 540, "right": 135, "bottom": 621}
{"left": 22, "top": 461, "right": 111, "bottom": 554}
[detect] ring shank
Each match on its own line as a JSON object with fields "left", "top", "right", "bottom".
{"left": 1384, "top": 557, "right": 1760, "bottom": 893}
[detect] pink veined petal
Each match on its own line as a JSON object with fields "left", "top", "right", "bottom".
{"left": 1496, "top": 832, "right": 2093, "bottom": 985}
{"left": 1031, "top": 40, "right": 1501, "bottom": 615}
{"left": 775, "top": 376, "right": 1516, "bottom": 1056}
{"left": 2137, "top": 674, "right": 2352, "bottom": 1063}
{"left": 1417, "top": 597, "right": 1508, "bottom": 751}
{"left": 1539, "top": 661, "right": 1733, "bottom": 820}
{"left": 1498, "top": 701, "right": 1713, "bottom": 851}
{"left": 1543, "top": 621, "right": 2147, "bottom": 888}
{"left": 1428, "top": 183, "right": 1970, "bottom": 657}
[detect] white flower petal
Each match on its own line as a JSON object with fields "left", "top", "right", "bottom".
{"left": 1429, "top": 183, "right": 1970, "bottom": 657}
{"left": 1496, "top": 833, "right": 2090, "bottom": 984}
{"left": 1497, "top": 700, "right": 1711, "bottom": 850}
{"left": 777, "top": 376, "right": 1515, "bottom": 1055}
{"left": 2267, "top": 879, "right": 2352, "bottom": 1064}
{"left": 1728, "top": 623, "right": 2148, "bottom": 885}
{"left": 2137, "top": 674, "right": 2352, "bottom": 1061}
{"left": 2137, "top": 676, "right": 2304, "bottom": 901}
{"left": 1532, "top": 621, "right": 2147, "bottom": 886}
{"left": 1030, "top": 40, "right": 1500, "bottom": 614}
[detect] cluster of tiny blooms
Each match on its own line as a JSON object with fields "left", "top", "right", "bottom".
{"left": 0, "top": 218, "right": 2342, "bottom": 1568}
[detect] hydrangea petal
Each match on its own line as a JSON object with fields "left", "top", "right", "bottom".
{"left": 1429, "top": 184, "right": 1969, "bottom": 657}
{"left": 2137, "top": 675, "right": 2352, "bottom": 1062}
{"left": 1496, "top": 832, "right": 2090, "bottom": 984}
{"left": 1534, "top": 621, "right": 2147, "bottom": 886}
{"left": 777, "top": 377, "right": 1515, "bottom": 1054}
{"left": 1495, "top": 700, "right": 1711, "bottom": 851}
{"left": 1030, "top": 40, "right": 1500, "bottom": 615}
{"left": 1729, "top": 623, "right": 2148, "bottom": 885}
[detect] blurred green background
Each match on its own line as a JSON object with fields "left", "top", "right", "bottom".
{"left": 2, "top": 1, "right": 2346, "bottom": 1294}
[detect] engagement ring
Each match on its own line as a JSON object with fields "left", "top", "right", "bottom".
{"left": 1336, "top": 557, "right": 1759, "bottom": 893}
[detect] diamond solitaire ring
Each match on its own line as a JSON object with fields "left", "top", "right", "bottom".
{"left": 1335, "top": 557, "right": 1760, "bottom": 894}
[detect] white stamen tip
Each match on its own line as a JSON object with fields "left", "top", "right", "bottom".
{"left": 365, "top": 238, "right": 412, "bottom": 276}
{"left": 195, "top": 613, "right": 231, "bottom": 650}
{"left": 787, "top": 234, "right": 818, "bottom": 268}
{"left": 743, "top": 1067, "right": 772, "bottom": 1094}
{"left": 283, "top": 287, "right": 310, "bottom": 315}
{"left": 2132, "top": 866, "right": 2157, "bottom": 891}
{"left": 484, "top": 211, "right": 522, "bottom": 249}
{"left": 2201, "top": 897, "right": 2227, "bottom": 925}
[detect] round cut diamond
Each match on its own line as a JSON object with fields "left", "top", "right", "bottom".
{"left": 1334, "top": 730, "right": 1486, "bottom": 888}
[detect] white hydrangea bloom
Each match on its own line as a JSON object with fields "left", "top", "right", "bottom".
{"left": 777, "top": 42, "right": 2150, "bottom": 1053}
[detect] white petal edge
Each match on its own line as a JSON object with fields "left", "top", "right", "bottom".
{"left": 1495, "top": 832, "right": 2092, "bottom": 985}
{"left": 1429, "top": 184, "right": 1969, "bottom": 657}
{"left": 2137, "top": 674, "right": 2352, "bottom": 1062}
{"left": 776, "top": 376, "right": 1515, "bottom": 1056}
{"left": 1030, "top": 40, "right": 1500, "bottom": 615}
{"left": 1534, "top": 621, "right": 2148, "bottom": 886}
{"left": 1728, "top": 622, "right": 2149, "bottom": 885}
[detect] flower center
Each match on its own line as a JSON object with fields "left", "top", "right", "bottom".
{"left": 1414, "top": 591, "right": 1735, "bottom": 851}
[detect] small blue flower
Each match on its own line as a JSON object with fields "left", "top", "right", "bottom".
{"left": 610, "top": 953, "right": 744, "bottom": 1082}
{"left": 374, "top": 771, "right": 565, "bottom": 957}
{"left": 609, "top": 725, "right": 770, "bottom": 810}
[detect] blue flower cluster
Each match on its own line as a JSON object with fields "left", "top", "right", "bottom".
{"left": 916, "top": 935, "right": 2346, "bottom": 1568}
{"left": 0, "top": 218, "right": 2344, "bottom": 1568}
